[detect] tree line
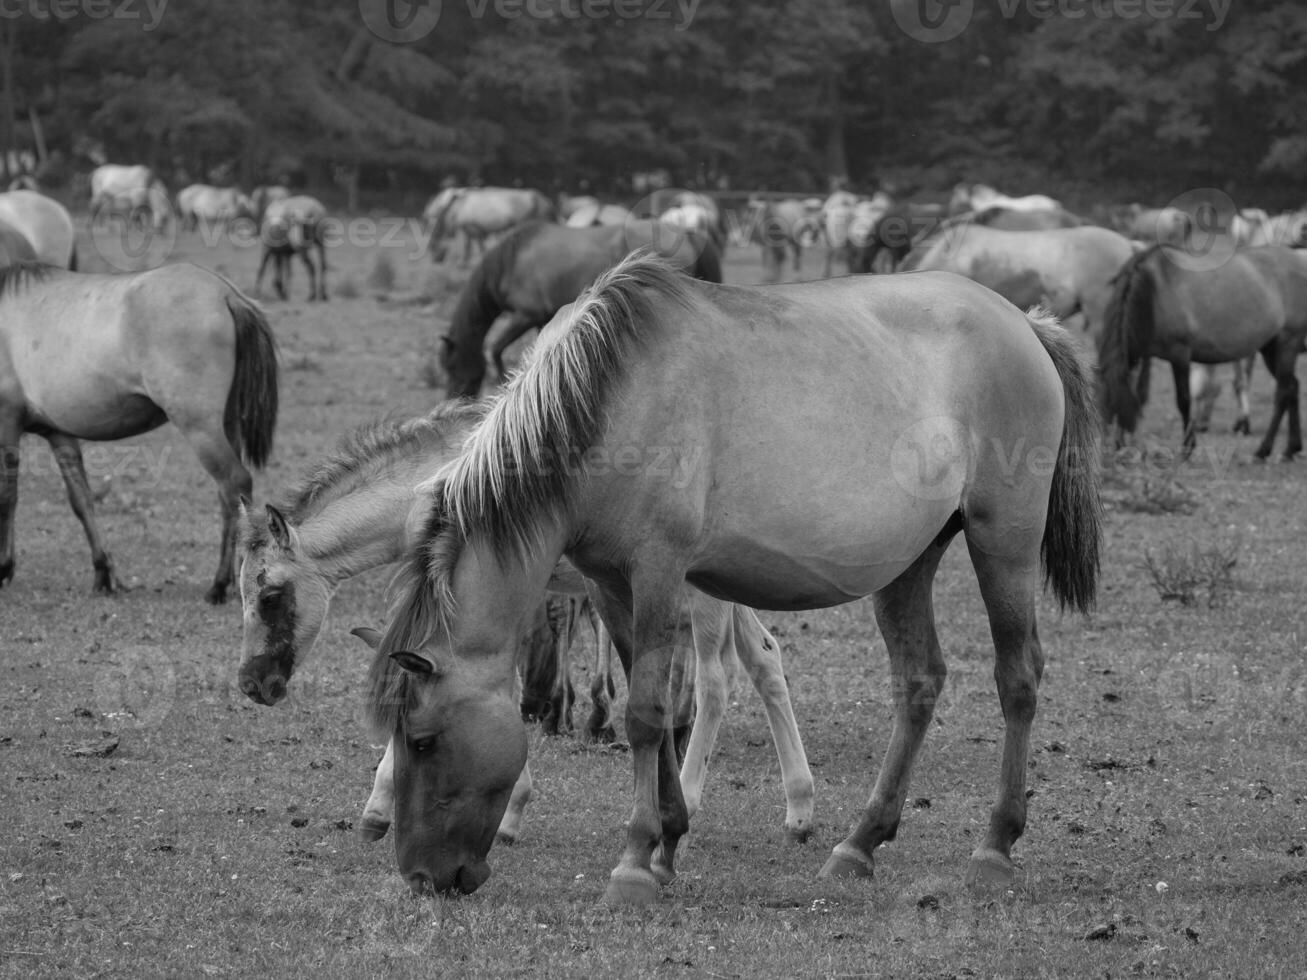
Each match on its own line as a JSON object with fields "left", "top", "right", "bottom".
{"left": 2, "top": 0, "right": 1304, "bottom": 210}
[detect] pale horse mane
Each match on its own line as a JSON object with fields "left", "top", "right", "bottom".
{"left": 366, "top": 250, "right": 696, "bottom": 735}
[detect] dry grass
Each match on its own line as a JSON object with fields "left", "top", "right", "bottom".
{"left": 2, "top": 224, "right": 1306, "bottom": 978}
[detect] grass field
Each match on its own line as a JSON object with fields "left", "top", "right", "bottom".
{"left": 3, "top": 220, "right": 1307, "bottom": 978}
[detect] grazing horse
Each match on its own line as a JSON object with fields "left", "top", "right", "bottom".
{"left": 237, "top": 402, "right": 813, "bottom": 845}
{"left": 659, "top": 191, "right": 726, "bottom": 250}
{"left": 255, "top": 195, "right": 329, "bottom": 301}
{"left": 364, "top": 252, "right": 1101, "bottom": 903}
{"left": 1119, "top": 205, "right": 1193, "bottom": 246}
{"left": 951, "top": 182, "right": 1062, "bottom": 215}
{"left": 250, "top": 185, "right": 291, "bottom": 221}
{"left": 0, "top": 263, "right": 278, "bottom": 602}
{"left": 438, "top": 219, "right": 723, "bottom": 399}
{"left": 89, "top": 163, "right": 170, "bottom": 231}
{"left": 1098, "top": 244, "right": 1307, "bottom": 458}
{"left": 565, "top": 200, "right": 632, "bottom": 228}
{"left": 1246, "top": 211, "right": 1307, "bottom": 247}
{"left": 177, "top": 184, "right": 255, "bottom": 229}
{"left": 0, "top": 218, "right": 37, "bottom": 265}
{"left": 900, "top": 222, "right": 1134, "bottom": 341}
{"left": 746, "top": 196, "right": 821, "bottom": 282}
{"left": 427, "top": 187, "right": 555, "bottom": 265}
{"left": 849, "top": 198, "right": 947, "bottom": 273}
{"left": 0, "top": 190, "right": 77, "bottom": 268}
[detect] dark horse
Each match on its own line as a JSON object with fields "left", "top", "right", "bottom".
{"left": 439, "top": 219, "right": 723, "bottom": 398}
{"left": 1098, "top": 243, "right": 1307, "bottom": 459}
{"left": 0, "top": 263, "right": 278, "bottom": 602}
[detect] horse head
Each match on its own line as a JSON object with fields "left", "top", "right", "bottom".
{"left": 235, "top": 503, "right": 333, "bottom": 705}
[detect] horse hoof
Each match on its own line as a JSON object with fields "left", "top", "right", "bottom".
{"left": 817, "top": 843, "right": 874, "bottom": 879}
{"left": 785, "top": 821, "right": 815, "bottom": 844}
{"left": 965, "top": 847, "right": 1016, "bottom": 889}
{"left": 651, "top": 859, "right": 676, "bottom": 886}
{"left": 204, "top": 584, "right": 228, "bottom": 604}
{"left": 602, "top": 867, "right": 659, "bottom": 906}
{"left": 494, "top": 829, "right": 518, "bottom": 846}
{"left": 357, "top": 819, "right": 390, "bottom": 843}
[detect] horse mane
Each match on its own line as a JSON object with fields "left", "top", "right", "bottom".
{"left": 244, "top": 401, "right": 488, "bottom": 549}
{"left": 0, "top": 261, "right": 53, "bottom": 298}
{"left": 1097, "top": 243, "right": 1166, "bottom": 432}
{"left": 365, "top": 251, "right": 696, "bottom": 735}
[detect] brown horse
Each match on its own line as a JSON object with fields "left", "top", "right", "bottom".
{"left": 0, "top": 263, "right": 278, "bottom": 601}
{"left": 1098, "top": 244, "right": 1307, "bottom": 458}
{"left": 438, "top": 219, "right": 722, "bottom": 398}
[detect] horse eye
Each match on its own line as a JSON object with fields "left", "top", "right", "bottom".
{"left": 412, "top": 736, "right": 437, "bottom": 754}
{"left": 259, "top": 589, "right": 284, "bottom": 613}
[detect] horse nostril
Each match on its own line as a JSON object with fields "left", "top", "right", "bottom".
{"left": 239, "top": 676, "right": 267, "bottom": 704}
{"left": 265, "top": 677, "right": 287, "bottom": 703}
{"left": 406, "top": 873, "right": 434, "bottom": 897}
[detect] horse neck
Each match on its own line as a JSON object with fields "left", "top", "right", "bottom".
{"left": 294, "top": 455, "right": 446, "bottom": 584}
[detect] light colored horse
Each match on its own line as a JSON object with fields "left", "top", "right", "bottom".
{"left": 659, "top": 191, "right": 725, "bottom": 249}
{"left": 952, "top": 182, "right": 1062, "bottom": 214}
{"left": 255, "top": 195, "right": 329, "bottom": 301}
{"left": 0, "top": 263, "right": 278, "bottom": 602}
{"left": 901, "top": 222, "right": 1134, "bottom": 342}
{"left": 237, "top": 401, "right": 813, "bottom": 847}
{"left": 439, "top": 219, "right": 722, "bottom": 399}
{"left": 363, "top": 252, "right": 1101, "bottom": 903}
{"left": 1120, "top": 204, "right": 1193, "bottom": 246}
{"left": 1099, "top": 244, "right": 1307, "bottom": 458}
{"left": 0, "top": 191, "right": 74, "bottom": 267}
{"left": 565, "top": 200, "right": 631, "bottom": 227}
{"left": 1245, "top": 211, "right": 1307, "bottom": 247}
{"left": 0, "top": 218, "right": 37, "bottom": 265}
{"left": 89, "top": 163, "right": 171, "bottom": 231}
{"left": 177, "top": 184, "right": 255, "bottom": 229}
{"left": 426, "top": 187, "right": 556, "bottom": 265}
{"left": 250, "top": 185, "right": 290, "bottom": 221}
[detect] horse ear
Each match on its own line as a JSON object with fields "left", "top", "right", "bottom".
{"left": 350, "top": 626, "right": 383, "bottom": 650}
{"left": 265, "top": 504, "right": 295, "bottom": 551}
{"left": 391, "top": 650, "right": 440, "bottom": 677}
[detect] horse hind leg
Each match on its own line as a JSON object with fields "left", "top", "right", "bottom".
{"left": 45, "top": 433, "right": 120, "bottom": 594}
{"left": 584, "top": 598, "right": 619, "bottom": 742}
{"left": 1233, "top": 356, "right": 1254, "bottom": 435}
{"left": 819, "top": 536, "right": 952, "bottom": 882}
{"left": 171, "top": 412, "right": 252, "bottom": 603}
{"left": 0, "top": 413, "right": 20, "bottom": 588}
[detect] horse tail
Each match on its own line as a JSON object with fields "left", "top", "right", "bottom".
{"left": 1028, "top": 310, "right": 1102, "bottom": 613}
{"left": 224, "top": 291, "right": 280, "bottom": 468}
{"left": 690, "top": 231, "right": 724, "bottom": 283}
{"left": 1098, "top": 244, "right": 1163, "bottom": 432}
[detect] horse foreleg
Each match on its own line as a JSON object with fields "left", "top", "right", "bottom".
{"left": 358, "top": 739, "right": 396, "bottom": 842}
{"left": 1171, "top": 358, "right": 1195, "bottom": 458}
{"left": 677, "top": 595, "right": 729, "bottom": 825}
{"left": 731, "top": 605, "right": 815, "bottom": 841}
{"left": 592, "top": 576, "right": 689, "bottom": 905}
{"left": 1254, "top": 341, "right": 1295, "bottom": 460}
{"left": 254, "top": 248, "right": 274, "bottom": 297}
{"left": 0, "top": 428, "right": 19, "bottom": 588}
{"left": 585, "top": 599, "right": 619, "bottom": 742}
{"left": 820, "top": 538, "right": 951, "bottom": 882}
{"left": 298, "top": 248, "right": 318, "bottom": 302}
{"left": 315, "top": 241, "right": 328, "bottom": 301}
{"left": 1233, "top": 356, "right": 1254, "bottom": 435}
{"left": 46, "top": 433, "right": 120, "bottom": 594}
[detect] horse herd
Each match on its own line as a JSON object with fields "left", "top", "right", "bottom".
{"left": 2, "top": 169, "right": 1306, "bottom": 907}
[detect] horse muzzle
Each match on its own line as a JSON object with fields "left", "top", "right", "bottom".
{"left": 238, "top": 663, "right": 289, "bottom": 705}
{"left": 405, "top": 860, "right": 491, "bottom": 898}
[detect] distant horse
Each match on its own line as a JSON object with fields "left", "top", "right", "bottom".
{"left": 438, "top": 219, "right": 723, "bottom": 398}
{"left": 746, "top": 196, "right": 821, "bottom": 282}
{"left": 951, "top": 182, "right": 1062, "bottom": 215}
{"left": 90, "top": 163, "right": 171, "bottom": 231}
{"left": 427, "top": 187, "right": 555, "bottom": 265}
{"left": 250, "top": 185, "right": 291, "bottom": 221}
{"left": 565, "top": 200, "right": 631, "bottom": 227}
{"left": 0, "top": 218, "right": 37, "bottom": 265}
{"left": 849, "top": 198, "right": 947, "bottom": 273}
{"left": 659, "top": 191, "right": 726, "bottom": 250}
{"left": 901, "top": 222, "right": 1134, "bottom": 341}
{"left": 1118, "top": 205, "right": 1193, "bottom": 246}
{"left": 1246, "top": 211, "right": 1307, "bottom": 247}
{"left": 255, "top": 195, "right": 329, "bottom": 301}
{"left": 1190, "top": 359, "right": 1254, "bottom": 435}
{"left": 364, "top": 252, "right": 1101, "bottom": 902}
{"left": 0, "top": 191, "right": 77, "bottom": 268}
{"left": 817, "top": 189, "right": 863, "bottom": 277}
{"left": 1098, "top": 244, "right": 1307, "bottom": 458}
{"left": 177, "top": 184, "right": 255, "bottom": 230}
{"left": 237, "top": 403, "right": 813, "bottom": 846}
{"left": 0, "top": 263, "right": 278, "bottom": 602}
